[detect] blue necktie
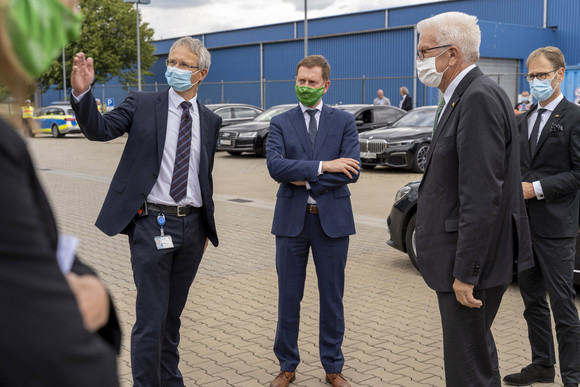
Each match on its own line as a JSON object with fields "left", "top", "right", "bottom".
{"left": 306, "top": 109, "right": 318, "bottom": 152}
{"left": 170, "top": 101, "right": 193, "bottom": 202}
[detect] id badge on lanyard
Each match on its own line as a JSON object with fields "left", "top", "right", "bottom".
{"left": 154, "top": 213, "right": 174, "bottom": 250}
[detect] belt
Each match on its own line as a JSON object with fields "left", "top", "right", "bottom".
{"left": 306, "top": 204, "right": 319, "bottom": 214}
{"left": 147, "top": 202, "right": 201, "bottom": 217}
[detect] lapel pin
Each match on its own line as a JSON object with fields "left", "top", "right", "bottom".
{"left": 451, "top": 102, "right": 455, "bottom": 107}
{"left": 555, "top": 114, "right": 560, "bottom": 118}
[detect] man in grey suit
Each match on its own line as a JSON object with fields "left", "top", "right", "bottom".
{"left": 504, "top": 47, "right": 580, "bottom": 387}
{"left": 414, "top": 12, "right": 533, "bottom": 386}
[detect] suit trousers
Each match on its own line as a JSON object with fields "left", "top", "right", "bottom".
{"left": 128, "top": 211, "right": 206, "bottom": 387}
{"left": 274, "top": 212, "right": 349, "bottom": 374}
{"left": 519, "top": 232, "right": 580, "bottom": 384}
{"left": 436, "top": 285, "right": 507, "bottom": 387}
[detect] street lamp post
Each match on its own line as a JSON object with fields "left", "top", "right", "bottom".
{"left": 124, "top": 0, "right": 150, "bottom": 91}
{"left": 304, "top": 0, "right": 308, "bottom": 58}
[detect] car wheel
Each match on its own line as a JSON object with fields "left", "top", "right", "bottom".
{"left": 227, "top": 151, "right": 242, "bottom": 156}
{"left": 412, "top": 143, "right": 430, "bottom": 173}
{"left": 51, "top": 123, "right": 63, "bottom": 138}
{"left": 405, "top": 214, "right": 419, "bottom": 271}
{"left": 261, "top": 134, "right": 268, "bottom": 157}
{"left": 361, "top": 164, "right": 376, "bottom": 170}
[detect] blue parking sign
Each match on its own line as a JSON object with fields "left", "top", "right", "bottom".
{"left": 105, "top": 98, "right": 114, "bottom": 107}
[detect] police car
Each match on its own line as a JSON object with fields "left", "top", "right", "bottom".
{"left": 32, "top": 102, "right": 81, "bottom": 138}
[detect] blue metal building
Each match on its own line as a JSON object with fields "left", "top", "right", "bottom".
{"left": 41, "top": 0, "right": 580, "bottom": 109}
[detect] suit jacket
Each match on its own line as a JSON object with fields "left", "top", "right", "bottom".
{"left": 415, "top": 67, "right": 534, "bottom": 292}
{"left": 0, "top": 118, "right": 119, "bottom": 387}
{"left": 401, "top": 95, "right": 413, "bottom": 111}
{"left": 71, "top": 89, "right": 221, "bottom": 246}
{"left": 266, "top": 104, "right": 360, "bottom": 238}
{"left": 519, "top": 97, "right": 580, "bottom": 238}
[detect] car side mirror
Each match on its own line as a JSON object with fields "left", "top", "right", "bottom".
{"left": 355, "top": 120, "right": 364, "bottom": 126}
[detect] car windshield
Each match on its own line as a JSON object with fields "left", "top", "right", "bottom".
{"left": 254, "top": 106, "right": 293, "bottom": 122}
{"left": 336, "top": 106, "right": 365, "bottom": 114}
{"left": 391, "top": 108, "right": 436, "bottom": 128}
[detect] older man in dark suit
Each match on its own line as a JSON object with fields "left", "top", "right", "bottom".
{"left": 70, "top": 37, "right": 221, "bottom": 386}
{"left": 503, "top": 46, "right": 580, "bottom": 387}
{"left": 414, "top": 12, "right": 533, "bottom": 386}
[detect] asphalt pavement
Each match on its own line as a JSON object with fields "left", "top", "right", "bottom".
{"left": 27, "top": 133, "right": 575, "bottom": 386}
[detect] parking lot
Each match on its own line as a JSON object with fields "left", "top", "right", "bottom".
{"left": 27, "top": 133, "right": 577, "bottom": 386}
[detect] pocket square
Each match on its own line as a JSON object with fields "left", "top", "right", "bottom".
{"left": 550, "top": 123, "right": 564, "bottom": 132}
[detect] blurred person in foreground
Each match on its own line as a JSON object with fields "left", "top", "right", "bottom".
{"left": 71, "top": 36, "right": 221, "bottom": 386}
{"left": 0, "top": 0, "right": 120, "bottom": 386}
{"left": 503, "top": 46, "right": 580, "bottom": 387}
{"left": 266, "top": 55, "right": 360, "bottom": 387}
{"left": 414, "top": 12, "right": 533, "bottom": 386}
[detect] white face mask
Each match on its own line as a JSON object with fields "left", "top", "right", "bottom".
{"left": 416, "top": 48, "right": 450, "bottom": 88}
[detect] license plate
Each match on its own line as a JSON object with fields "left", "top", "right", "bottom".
{"left": 219, "top": 139, "right": 231, "bottom": 145}
{"left": 360, "top": 151, "right": 376, "bottom": 159}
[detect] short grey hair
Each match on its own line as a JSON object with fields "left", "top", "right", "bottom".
{"left": 169, "top": 37, "right": 211, "bottom": 70}
{"left": 400, "top": 86, "right": 409, "bottom": 95}
{"left": 417, "top": 12, "right": 481, "bottom": 63}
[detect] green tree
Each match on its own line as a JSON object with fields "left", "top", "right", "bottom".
{"left": 38, "top": 0, "right": 156, "bottom": 92}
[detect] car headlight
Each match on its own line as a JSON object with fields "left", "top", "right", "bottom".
{"left": 395, "top": 185, "right": 412, "bottom": 202}
{"left": 388, "top": 140, "right": 414, "bottom": 147}
{"left": 239, "top": 132, "right": 258, "bottom": 138}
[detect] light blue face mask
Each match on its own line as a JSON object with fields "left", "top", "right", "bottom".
{"left": 529, "top": 76, "right": 558, "bottom": 102}
{"left": 165, "top": 66, "right": 201, "bottom": 92}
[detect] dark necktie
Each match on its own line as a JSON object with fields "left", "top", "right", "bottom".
{"left": 170, "top": 101, "right": 193, "bottom": 202}
{"left": 306, "top": 109, "right": 318, "bottom": 152}
{"left": 433, "top": 97, "right": 445, "bottom": 133}
{"left": 529, "top": 108, "right": 547, "bottom": 156}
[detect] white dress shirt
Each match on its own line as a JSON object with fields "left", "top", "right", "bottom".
{"left": 299, "top": 101, "right": 324, "bottom": 205}
{"left": 527, "top": 92, "right": 564, "bottom": 200}
{"left": 73, "top": 87, "right": 203, "bottom": 207}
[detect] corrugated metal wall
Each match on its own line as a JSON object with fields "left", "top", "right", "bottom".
{"left": 388, "top": 0, "right": 544, "bottom": 28}
{"left": 296, "top": 10, "right": 386, "bottom": 38}
{"left": 549, "top": 0, "right": 580, "bottom": 65}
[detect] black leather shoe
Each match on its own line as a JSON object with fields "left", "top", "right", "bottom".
{"left": 503, "top": 363, "right": 555, "bottom": 385}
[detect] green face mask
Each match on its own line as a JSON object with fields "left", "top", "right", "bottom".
{"left": 295, "top": 84, "right": 325, "bottom": 107}
{"left": 4, "top": 0, "right": 83, "bottom": 78}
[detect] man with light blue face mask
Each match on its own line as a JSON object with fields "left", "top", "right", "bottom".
{"left": 70, "top": 37, "right": 222, "bottom": 387}
{"left": 504, "top": 46, "right": 580, "bottom": 387}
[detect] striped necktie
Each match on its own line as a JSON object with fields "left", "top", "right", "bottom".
{"left": 169, "top": 101, "right": 193, "bottom": 202}
{"left": 433, "top": 97, "right": 446, "bottom": 133}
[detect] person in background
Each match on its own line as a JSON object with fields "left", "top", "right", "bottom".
{"left": 266, "top": 55, "right": 360, "bottom": 387}
{"left": 71, "top": 36, "right": 221, "bottom": 386}
{"left": 503, "top": 46, "right": 580, "bottom": 387}
{"left": 414, "top": 11, "right": 533, "bottom": 386}
{"left": 373, "top": 89, "right": 390, "bottom": 105}
{"left": 0, "top": 0, "right": 120, "bottom": 385}
{"left": 20, "top": 98, "right": 34, "bottom": 136}
{"left": 515, "top": 90, "right": 533, "bottom": 116}
{"left": 95, "top": 97, "right": 103, "bottom": 113}
{"left": 398, "top": 86, "right": 413, "bottom": 111}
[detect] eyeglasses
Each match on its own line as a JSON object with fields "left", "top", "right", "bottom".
{"left": 165, "top": 59, "right": 199, "bottom": 71}
{"left": 416, "top": 45, "right": 451, "bottom": 60}
{"left": 524, "top": 69, "right": 558, "bottom": 82}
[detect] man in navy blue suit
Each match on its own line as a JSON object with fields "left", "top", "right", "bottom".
{"left": 266, "top": 55, "right": 360, "bottom": 387}
{"left": 70, "top": 37, "right": 221, "bottom": 387}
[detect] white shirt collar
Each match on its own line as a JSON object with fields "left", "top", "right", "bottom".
{"left": 443, "top": 64, "right": 476, "bottom": 105}
{"left": 168, "top": 88, "right": 197, "bottom": 111}
{"left": 537, "top": 92, "right": 564, "bottom": 113}
{"left": 299, "top": 100, "right": 324, "bottom": 113}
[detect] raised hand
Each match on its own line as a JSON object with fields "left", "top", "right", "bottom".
{"left": 71, "top": 52, "right": 95, "bottom": 96}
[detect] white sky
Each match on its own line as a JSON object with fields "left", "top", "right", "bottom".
{"left": 138, "top": 0, "right": 445, "bottom": 41}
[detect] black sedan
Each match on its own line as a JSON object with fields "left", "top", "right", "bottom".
{"left": 386, "top": 181, "right": 580, "bottom": 285}
{"left": 206, "top": 103, "right": 263, "bottom": 127}
{"left": 217, "top": 104, "right": 295, "bottom": 156}
{"left": 335, "top": 104, "right": 406, "bottom": 132}
{"left": 358, "top": 106, "right": 436, "bottom": 173}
